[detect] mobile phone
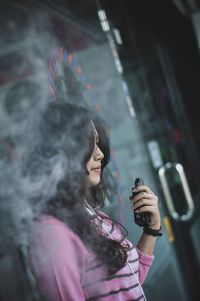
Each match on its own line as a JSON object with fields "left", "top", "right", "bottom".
{"left": 132, "top": 177, "right": 150, "bottom": 227}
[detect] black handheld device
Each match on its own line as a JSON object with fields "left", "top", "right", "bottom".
{"left": 132, "top": 177, "right": 151, "bottom": 227}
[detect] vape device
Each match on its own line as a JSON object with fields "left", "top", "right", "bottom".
{"left": 132, "top": 177, "right": 150, "bottom": 227}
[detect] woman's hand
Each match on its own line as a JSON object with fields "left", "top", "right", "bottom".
{"left": 130, "top": 185, "right": 161, "bottom": 230}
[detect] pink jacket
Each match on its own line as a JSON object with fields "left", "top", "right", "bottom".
{"left": 28, "top": 214, "right": 154, "bottom": 301}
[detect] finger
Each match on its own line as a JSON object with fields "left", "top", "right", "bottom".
{"left": 132, "top": 194, "right": 158, "bottom": 209}
{"left": 133, "top": 197, "right": 157, "bottom": 210}
{"left": 133, "top": 187, "right": 159, "bottom": 204}
{"left": 143, "top": 187, "right": 157, "bottom": 197}
{"left": 135, "top": 204, "right": 157, "bottom": 214}
{"left": 132, "top": 185, "right": 153, "bottom": 194}
{"left": 131, "top": 192, "right": 153, "bottom": 204}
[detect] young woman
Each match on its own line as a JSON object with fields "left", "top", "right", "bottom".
{"left": 27, "top": 102, "right": 161, "bottom": 301}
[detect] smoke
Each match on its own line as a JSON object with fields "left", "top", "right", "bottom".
{"left": 0, "top": 1, "right": 68, "bottom": 250}
{"left": 0, "top": 1, "right": 119, "bottom": 252}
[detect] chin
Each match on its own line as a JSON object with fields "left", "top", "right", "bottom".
{"left": 88, "top": 176, "right": 101, "bottom": 188}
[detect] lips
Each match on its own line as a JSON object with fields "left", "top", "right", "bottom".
{"left": 91, "top": 166, "right": 101, "bottom": 172}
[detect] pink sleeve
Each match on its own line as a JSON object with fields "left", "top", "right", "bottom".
{"left": 28, "top": 217, "right": 87, "bottom": 301}
{"left": 135, "top": 246, "right": 154, "bottom": 284}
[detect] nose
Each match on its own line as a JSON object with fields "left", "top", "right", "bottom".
{"left": 95, "top": 145, "right": 104, "bottom": 160}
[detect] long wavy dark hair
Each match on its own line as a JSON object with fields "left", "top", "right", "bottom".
{"left": 28, "top": 102, "right": 128, "bottom": 274}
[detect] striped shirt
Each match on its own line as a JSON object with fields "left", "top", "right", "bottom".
{"left": 28, "top": 213, "right": 154, "bottom": 301}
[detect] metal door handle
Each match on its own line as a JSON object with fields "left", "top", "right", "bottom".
{"left": 158, "top": 162, "right": 194, "bottom": 221}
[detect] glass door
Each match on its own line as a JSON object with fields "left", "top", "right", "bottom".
{"left": 123, "top": 42, "right": 200, "bottom": 301}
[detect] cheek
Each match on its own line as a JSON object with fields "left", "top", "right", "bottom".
{"left": 86, "top": 159, "right": 92, "bottom": 173}
{"left": 86, "top": 151, "right": 95, "bottom": 168}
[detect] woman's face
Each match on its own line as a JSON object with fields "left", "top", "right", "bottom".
{"left": 86, "top": 124, "right": 104, "bottom": 188}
